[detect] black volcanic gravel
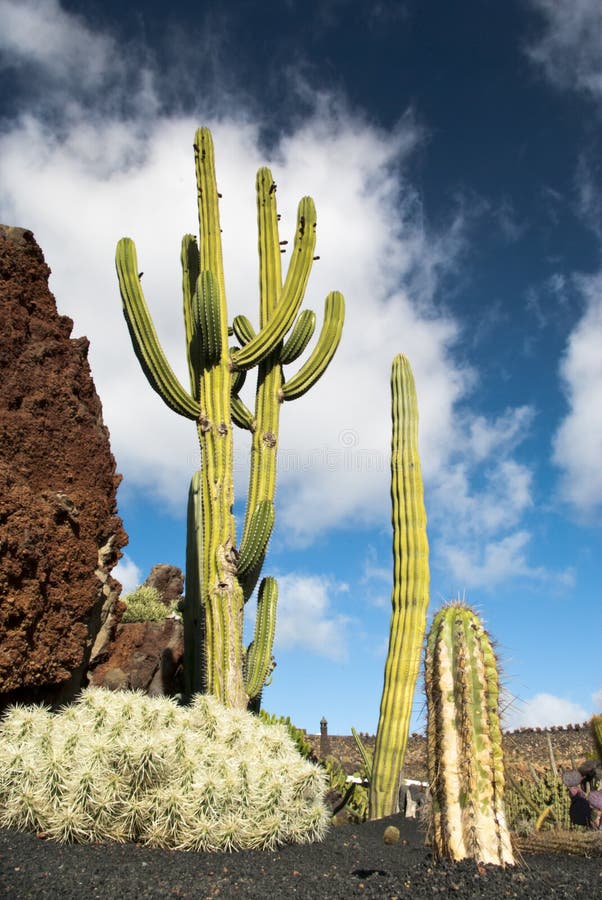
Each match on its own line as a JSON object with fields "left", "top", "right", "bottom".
{"left": 1, "top": 816, "right": 601, "bottom": 899}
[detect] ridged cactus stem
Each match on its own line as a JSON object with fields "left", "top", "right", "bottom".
{"left": 193, "top": 130, "right": 245, "bottom": 707}
{"left": 425, "top": 603, "right": 514, "bottom": 866}
{"left": 183, "top": 471, "right": 204, "bottom": 696}
{"left": 240, "top": 169, "right": 284, "bottom": 575}
{"left": 592, "top": 715, "right": 602, "bottom": 760}
{"left": 369, "top": 354, "right": 429, "bottom": 820}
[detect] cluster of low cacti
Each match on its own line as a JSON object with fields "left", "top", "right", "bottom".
{"left": 0, "top": 687, "right": 329, "bottom": 850}
{"left": 121, "top": 585, "right": 180, "bottom": 623}
{"left": 504, "top": 771, "right": 571, "bottom": 834}
{"left": 425, "top": 603, "right": 515, "bottom": 866}
{"left": 116, "top": 127, "right": 344, "bottom": 710}
{"left": 369, "top": 354, "right": 430, "bottom": 820}
{"left": 324, "top": 757, "right": 369, "bottom": 823}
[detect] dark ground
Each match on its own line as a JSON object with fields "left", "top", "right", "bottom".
{"left": 1, "top": 817, "right": 601, "bottom": 899}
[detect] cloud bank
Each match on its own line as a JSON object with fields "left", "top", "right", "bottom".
{"left": 526, "top": 0, "right": 602, "bottom": 101}
{"left": 527, "top": 0, "right": 602, "bottom": 519}
{"left": 0, "top": 0, "right": 564, "bottom": 598}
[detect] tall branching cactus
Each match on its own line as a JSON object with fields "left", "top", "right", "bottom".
{"left": 425, "top": 602, "right": 514, "bottom": 866}
{"left": 369, "top": 354, "right": 430, "bottom": 819}
{"left": 116, "top": 127, "right": 345, "bottom": 709}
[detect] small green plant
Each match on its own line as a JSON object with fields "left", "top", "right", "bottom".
{"left": 323, "top": 756, "right": 369, "bottom": 823}
{"left": 0, "top": 687, "right": 329, "bottom": 850}
{"left": 121, "top": 586, "right": 180, "bottom": 623}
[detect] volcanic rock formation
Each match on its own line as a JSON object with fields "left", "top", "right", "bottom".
{"left": 88, "top": 617, "right": 184, "bottom": 697}
{"left": 144, "top": 563, "right": 184, "bottom": 606}
{"left": 0, "top": 225, "right": 127, "bottom": 708}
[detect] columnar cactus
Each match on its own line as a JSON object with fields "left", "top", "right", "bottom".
{"left": 369, "top": 354, "right": 430, "bottom": 819}
{"left": 425, "top": 603, "right": 515, "bottom": 866}
{"left": 592, "top": 715, "right": 602, "bottom": 760}
{"left": 116, "top": 127, "right": 345, "bottom": 709}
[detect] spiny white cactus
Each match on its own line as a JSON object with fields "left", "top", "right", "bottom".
{"left": 0, "top": 687, "right": 329, "bottom": 851}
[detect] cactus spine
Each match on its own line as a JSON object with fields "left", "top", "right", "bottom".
{"left": 369, "top": 354, "right": 430, "bottom": 820}
{"left": 425, "top": 603, "right": 514, "bottom": 866}
{"left": 116, "top": 127, "right": 345, "bottom": 709}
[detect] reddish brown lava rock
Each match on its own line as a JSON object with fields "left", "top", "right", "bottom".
{"left": 144, "top": 563, "right": 184, "bottom": 606}
{"left": 0, "top": 225, "right": 128, "bottom": 708}
{"left": 89, "top": 618, "right": 184, "bottom": 697}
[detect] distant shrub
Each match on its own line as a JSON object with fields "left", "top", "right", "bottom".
{"left": 0, "top": 687, "right": 329, "bottom": 850}
{"left": 121, "top": 585, "right": 180, "bottom": 623}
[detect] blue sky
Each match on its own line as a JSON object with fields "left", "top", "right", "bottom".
{"left": 1, "top": 0, "right": 600, "bottom": 734}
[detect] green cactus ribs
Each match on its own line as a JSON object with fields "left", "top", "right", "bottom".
{"left": 369, "top": 354, "right": 429, "bottom": 820}
{"left": 116, "top": 126, "right": 345, "bottom": 710}
{"left": 425, "top": 602, "right": 515, "bottom": 867}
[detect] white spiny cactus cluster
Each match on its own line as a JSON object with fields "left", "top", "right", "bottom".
{"left": 0, "top": 687, "right": 329, "bottom": 851}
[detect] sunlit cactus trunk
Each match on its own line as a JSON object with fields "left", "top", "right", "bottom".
{"left": 115, "top": 127, "right": 345, "bottom": 709}
{"left": 425, "top": 603, "right": 515, "bottom": 866}
{"left": 369, "top": 354, "right": 430, "bottom": 819}
{"left": 592, "top": 715, "right": 602, "bottom": 760}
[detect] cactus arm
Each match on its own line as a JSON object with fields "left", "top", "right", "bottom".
{"left": 231, "top": 395, "right": 255, "bottom": 431}
{"left": 280, "top": 292, "right": 345, "bottom": 401}
{"left": 237, "top": 500, "right": 275, "bottom": 580}
{"left": 181, "top": 234, "right": 201, "bottom": 399}
{"left": 280, "top": 309, "right": 316, "bottom": 365}
{"left": 232, "top": 315, "right": 256, "bottom": 346}
{"left": 183, "top": 471, "right": 205, "bottom": 696}
{"left": 244, "top": 576, "right": 278, "bottom": 700}
{"left": 116, "top": 238, "right": 200, "bottom": 419}
{"left": 369, "top": 355, "right": 429, "bottom": 820}
{"left": 238, "top": 168, "right": 285, "bottom": 597}
{"left": 231, "top": 364, "right": 246, "bottom": 396}
{"left": 231, "top": 194, "right": 317, "bottom": 370}
{"left": 195, "top": 270, "right": 222, "bottom": 364}
{"left": 351, "top": 727, "right": 373, "bottom": 779}
{"left": 425, "top": 604, "right": 515, "bottom": 866}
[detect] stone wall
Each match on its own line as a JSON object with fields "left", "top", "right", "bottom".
{"left": 308, "top": 723, "right": 597, "bottom": 781}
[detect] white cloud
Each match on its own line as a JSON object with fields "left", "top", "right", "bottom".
{"left": 504, "top": 691, "right": 590, "bottom": 730}
{"left": 0, "top": 20, "right": 469, "bottom": 538}
{"left": 553, "top": 276, "right": 602, "bottom": 514}
{"left": 113, "top": 554, "right": 143, "bottom": 595}
{"left": 271, "top": 573, "right": 351, "bottom": 660}
{"left": 526, "top": 0, "right": 602, "bottom": 101}
{"left": 439, "top": 531, "right": 536, "bottom": 590}
{"left": 0, "top": 0, "right": 159, "bottom": 122}
{"left": 593, "top": 687, "right": 602, "bottom": 713}
{"left": 523, "top": 4, "right": 602, "bottom": 519}
{"left": 438, "top": 530, "right": 575, "bottom": 591}
{"left": 0, "top": 0, "right": 112, "bottom": 79}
